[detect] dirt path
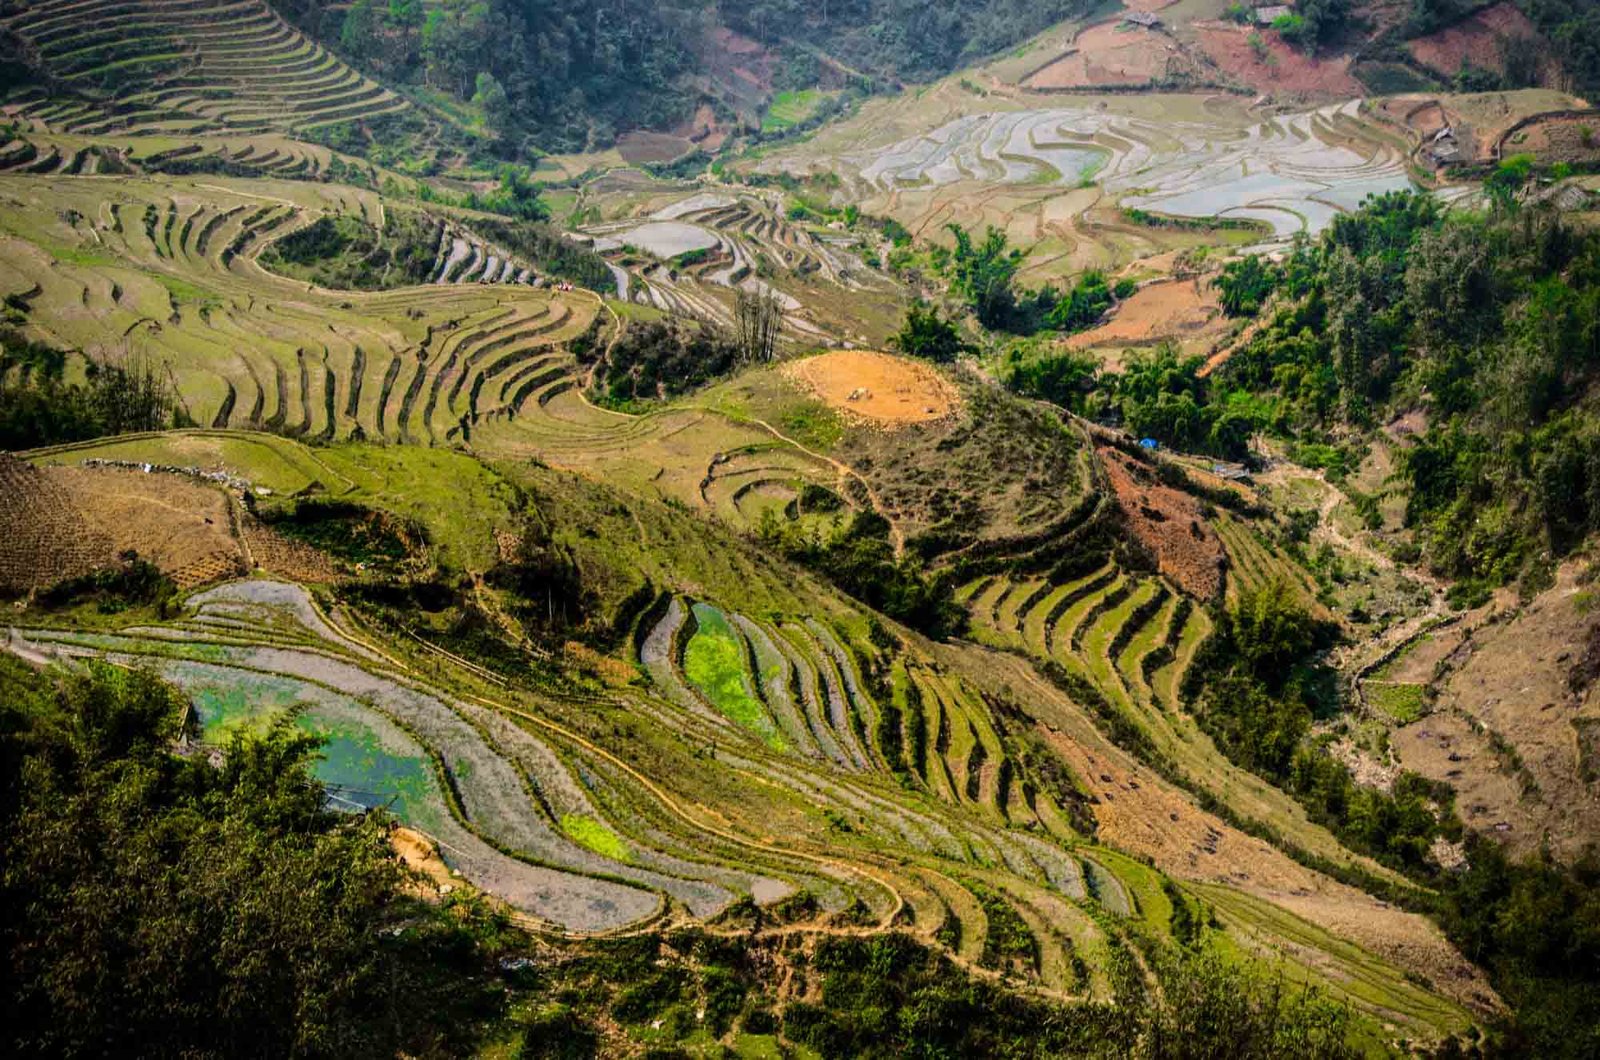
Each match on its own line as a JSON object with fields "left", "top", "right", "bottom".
{"left": 1258, "top": 462, "right": 1451, "bottom": 677}
{"left": 689, "top": 405, "right": 906, "bottom": 556}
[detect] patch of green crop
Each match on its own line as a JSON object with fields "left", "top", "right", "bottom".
{"left": 46, "top": 243, "right": 121, "bottom": 269}
{"left": 156, "top": 274, "right": 221, "bottom": 308}
{"left": 778, "top": 399, "right": 843, "bottom": 451}
{"left": 182, "top": 671, "right": 305, "bottom": 742}
{"left": 761, "top": 90, "right": 830, "bottom": 133}
{"left": 1365, "top": 681, "right": 1427, "bottom": 723}
{"left": 683, "top": 603, "right": 786, "bottom": 750}
{"left": 561, "top": 814, "right": 632, "bottom": 862}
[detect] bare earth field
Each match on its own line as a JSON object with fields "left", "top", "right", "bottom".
{"left": 50, "top": 466, "right": 242, "bottom": 587}
{"left": 1394, "top": 562, "right": 1600, "bottom": 861}
{"left": 1025, "top": 23, "right": 1196, "bottom": 89}
{"left": 1066, "top": 278, "right": 1226, "bottom": 354}
{"left": 1100, "top": 446, "right": 1226, "bottom": 599}
{"left": 1194, "top": 23, "right": 1366, "bottom": 98}
{"left": 1406, "top": 3, "right": 1542, "bottom": 82}
{"left": 784, "top": 350, "right": 960, "bottom": 427}
{"left": 0, "top": 457, "right": 243, "bottom": 593}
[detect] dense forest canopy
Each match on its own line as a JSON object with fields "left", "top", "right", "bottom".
{"left": 719, "top": 0, "right": 1095, "bottom": 81}
{"left": 271, "top": 0, "right": 1095, "bottom": 154}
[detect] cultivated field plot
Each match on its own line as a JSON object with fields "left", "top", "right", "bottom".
{"left": 627, "top": 583, "right": 1485, "bottom": 1030}
{"left": 1065, "top": 277, "right": 1228, "bottom": 363}
{"left": 0, "top": 174, "right": 598, "bottom": 446}
{"left": 825, "top": 100, "right": 1408, "bottom": 237}
{"left": 0, "top": 455, "right": 245, "bottom": 595}
{"left": 1, "top": 0, "right": 407, "bottom": 136}
{"left": 948, "top": 569, "right": 1497, "bottom": 1025}
{"left": 755, "top": 88, "right": 1418, "bottom": 270}
{"left": 1022, "top": 22, "right": 1200, "bottom": 91}
{"left": 1405, "top": 3, "right": 1548, "bottom": 86}
{"left": 576, "top": 187, "right": 901, "bottom": 344}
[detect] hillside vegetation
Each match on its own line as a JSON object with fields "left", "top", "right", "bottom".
{"left": 5, "top": 0, "right": 1600, "bottom": 1056}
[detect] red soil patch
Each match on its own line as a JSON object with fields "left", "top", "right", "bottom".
{"left": 1099, "top": 446, "right": 1226, "bottom": 600}
{"left": 1066, "top": 279, "right": 1224, "bottom": 351}
{"left": 705, "top": 26, "right": 775, "bottom": 110}
{"left": 784, "top": 350, "right": 960, "bottom": 427}
{"left": 677, "top": 103, "right": 730, "bottom": 152}
{"left": 1196, "top": 23, "right": 1364, "bottom": 97}
{"left": 1406, "top": 3, "right": 1539, "bottom": 80}
{"left": 1026, "top": 23, "right": 1194, "bottom": 89}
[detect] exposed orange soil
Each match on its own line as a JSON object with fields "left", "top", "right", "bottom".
{"left": 1407, "top": 3, "right": 1539, "bottom": 80}
{"left": 1066, "top": 279, "right": 1224, "bottom": 351}
{"left": 1195, "top": 23, "right": 1365, "bottom": 97}
{"left": 1025, "top": 23, "right": 1192, "bottom": 89}
{"left": 784, "top": 350, "right": 961, "bottom": 427}
{"left": 392, "top": 826, "right": 454, "bottom": 897}
{"left": 1098, "top": 446, "right": 1226, "bottom": 600}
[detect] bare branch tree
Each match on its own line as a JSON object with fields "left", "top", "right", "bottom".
{"left": 735, "top": 287, "right": 782, "bottom": 365}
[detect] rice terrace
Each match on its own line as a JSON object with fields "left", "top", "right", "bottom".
{"left": 2, "top": 0, "right": 1600, "bottom": 1056}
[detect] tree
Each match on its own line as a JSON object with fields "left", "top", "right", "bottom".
{"left": 0, "top": 660, "right": 505, "bottom": 1057}
{"left": 473, "top": 71, "right": 511, "bottom": 137}
{"left": 1486, "top": 153, "right": 1536, "bottom": 211}
{"left": 889, "top": 299, "right": 972, "bottom": 362}
{"left": 736, "top": 288, "right": 782, "bottom": 364}
{"left": 1215, "top": 255, "right": 1282, "bottom": 317}
{"left": 1048, "top": 270, "right": 1115, "bottom": 332}
{"left": 339, "top": 0, "right": 375, "bottom": 58}
{"left": 945, "top": 224, "right": 1025, "bottom": 329}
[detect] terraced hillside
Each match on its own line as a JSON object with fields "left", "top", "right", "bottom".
{"left": 1, "top": 429, "right": 1494, "bottom": 1042}
{"left": 956, "top": 561, "right": 1364, "bottom": 869}
{"left": 2, "top": 0, "right": 407, "bottom": 136}
{"left": 565, "top": 169, "right": 904, "bottom": 345}
{"left": 759, "top": 92, "right": 1417, "bottom": 260}
{"left": 0, "top": 174, "right": 600, "bottom": 443}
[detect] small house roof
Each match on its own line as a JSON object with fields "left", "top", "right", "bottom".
{"left": 1255, "top": 5, "right": 1292, "bottom": 22}
{"left": 1123, "top": 10, "right": 1160, "bottom": 26}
